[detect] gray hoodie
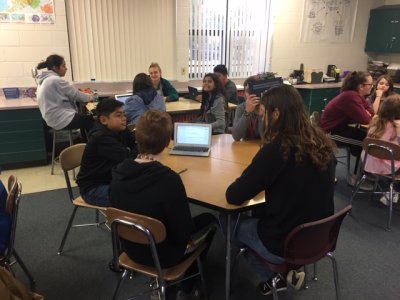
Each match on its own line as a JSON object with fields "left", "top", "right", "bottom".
{"left": 36, "top": 70, "right": 90, "bottom": 130}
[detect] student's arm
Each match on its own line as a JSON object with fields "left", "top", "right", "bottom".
{"left": 209, "top": 96, "right": 226, "bottom": 132}
{"left": 162, "top": 78, "right": 179, "bottom": 102}
{"left": 58, "top": 78, "right": 91, "bottom": 103}
{"left": 346, "top": 97, "right": 374, "bottom": 125}
{"left": 372, "top": 90, "right": 383, "bottom": 114}
{"left": 226, "top": 143, "right": 285, "bottom": 205}
{"left": 95, "top": 134, "right": 132, "bottom": 164}
{"left": 231, "top": 103, "right": 250, "bottom": 141}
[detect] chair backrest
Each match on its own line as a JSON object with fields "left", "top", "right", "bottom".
{"left": 106, "top": 207, "right": 166, "bottom": 244}
{"left": 59, "top": 143, "right": 86, "bottom": 171}
{"left": 59, "top": 143, "right": 86, "bottom": 202}
{"left": 3, "top": 175, "right": 22, "bottom": 258}
{"left": 362, "top": 137, "right": 400, "bottom": 178}
{"left": 283, "top": 205, "right": 352, "bottom": 266}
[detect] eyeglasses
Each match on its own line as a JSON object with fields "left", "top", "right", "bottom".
{"left": 362, "top": 83, "right": 373, "bottom": 86}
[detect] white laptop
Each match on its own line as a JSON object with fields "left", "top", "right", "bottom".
{"left": 115, "top": 93, "right": 132, "bottom": 104}
{"left": 169, "top": 123, "right": 212, "bottom": 157}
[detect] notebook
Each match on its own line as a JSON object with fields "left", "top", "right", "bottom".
{"left": 169, "top": 123, "right": 212, "bottom": 157}
{"left": 114, "top": 93, "right": 133, "bottom": 104}
{"left": 186, "top": 86, "right": 199, "bottom": 100}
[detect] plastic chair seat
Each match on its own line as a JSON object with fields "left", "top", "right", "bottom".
{"left": 72, "top": 196, "right": 107, "bottom": 210}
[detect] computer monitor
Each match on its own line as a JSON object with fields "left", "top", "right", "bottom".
{"left": 114, "top": 93, "right": 132, "bottom": 104}
{"left": 247, "top": 77, "right": 283, "bottom": 98}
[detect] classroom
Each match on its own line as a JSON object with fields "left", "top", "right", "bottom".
{"left": 1, "top": 0, "right": 400, "bottom": 299}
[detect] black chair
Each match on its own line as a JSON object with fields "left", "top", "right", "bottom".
{"left": 0, "top": 175, "right": 35, "bottom": 291}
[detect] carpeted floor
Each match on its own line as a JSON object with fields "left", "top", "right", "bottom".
{"left": 10, "top": 152, "right": 400, "bottom": 300}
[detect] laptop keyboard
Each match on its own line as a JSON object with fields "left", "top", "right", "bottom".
{"left": 173, "top": 146, "right": 209, "bottom": 152}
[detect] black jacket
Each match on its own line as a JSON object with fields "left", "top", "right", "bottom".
{"left": 110, "top": 159, "right": 193, "bottom": 267}
{"left": 226, "top": 141, "right": 335, "bottom": 257}
{"left": 76, "top": 122, "right": 137, "bottom": 195}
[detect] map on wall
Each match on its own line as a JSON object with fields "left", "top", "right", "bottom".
{"left": 301, "top": 0, "right": 358, "bottom": 43}
{"left": 0, "top": 0, "right": 55, "bottom": 24}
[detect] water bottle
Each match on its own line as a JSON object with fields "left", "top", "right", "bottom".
{"left": 93, "top": 89, "right": 99, "bottom": 102}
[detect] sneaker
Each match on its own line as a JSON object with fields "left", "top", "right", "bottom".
{"left": 347, "top": 175, "right": 374, "bottom": 192}
{"left": 286, "top": 270, "right": 305, "bottom": 290}
{"left": 258, "top": 274, "right": 287, "bottom": 296}
{"left": 379, "top": 193, "right": 399, "bottom": 206}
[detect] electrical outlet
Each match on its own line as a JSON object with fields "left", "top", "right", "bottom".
{"left": 181, "top": 67, "right": 186, "bottom": 76}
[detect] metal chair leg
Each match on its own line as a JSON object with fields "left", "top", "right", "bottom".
{"left": 271, "top": 275, "right": 279, "bottom": 300}
{"left": 327, "top": 253, "right": 340, "bottom": 300}
{"left": 67, "top": 130, "right": 76, "bottom": 179}
{"left": 13, "top": 250, "right": 36, "bottom": 291}
{"left": 303, "top": 265, "right": 309, "bottom": 289}
{"left": 51, "top": 129, "right": 56, "bottom": 175}
{"left": 112, "top": 269, "right": 128, "bottom": 300}
{"left": 58, "top": 206, "right": 79, "bottom": 254}
{"left": 197, "top": 257, "right": 209, "bottom": 300}
{"left": 387, "top": 184, "right": 394, "bottom": 231}
{"left": 313, "top": 262, "right": 318, "bottom": 281}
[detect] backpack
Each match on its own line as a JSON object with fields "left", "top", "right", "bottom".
{"left": 0, "top": 180, "right": 11, "bottom": 253}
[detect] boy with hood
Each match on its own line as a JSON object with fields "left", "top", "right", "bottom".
{"left": 110, "top": 110, "right": 216, "bottom": 299}
{"left": 76, "top": 98, "right": 137, "bottom": 207}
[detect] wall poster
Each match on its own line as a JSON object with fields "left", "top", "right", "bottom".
{"left": 301, "top": 0, "right": 358, "bottom": 43}
{"left": 0, "top": 0, "right": 55, "bottom": 24}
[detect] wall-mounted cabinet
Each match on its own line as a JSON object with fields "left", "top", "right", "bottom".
{"left": 365, "top": 6, "right": 400, "bottom": 53}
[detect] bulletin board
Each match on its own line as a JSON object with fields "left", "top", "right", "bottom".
{"left": 0, "top": 0, "right": 55, "bottom": 24}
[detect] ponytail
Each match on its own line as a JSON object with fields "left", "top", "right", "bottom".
{"left": 36, "top": 54, "right": 64, "bottom": 70}
{"left": 341, "top": 71, "right": 370, "bottom": 92}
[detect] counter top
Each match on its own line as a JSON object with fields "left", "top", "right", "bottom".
{"left": 292, "top": 82, "right": 343, "bottom": 89}
{"left": 0, "top": 96, "right": 38, "bottom": 110}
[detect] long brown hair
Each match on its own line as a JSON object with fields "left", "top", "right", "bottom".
{"left": 341, "top": 71, "right": 371, "bottom": 92}
{"left": 370, "top": 74, "right": 395, "bottom": 104}
{"left": 261, "top": 85, "right": 335, "bottom": 170}
{"left": 368, "top": 94, "right": 400, "bottom": 141}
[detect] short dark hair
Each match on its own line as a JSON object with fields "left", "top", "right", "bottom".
{"left": 37, "top": 54, "right": 64, "bottom": 70}
{"left": 135, "top": 110, "right": 173, "bottom": 155}
{"left": 96, "top": 98, "right": 124, "bottom": 118}
{"left": 213, "top": 64, "right": 228, "bottom": 76}
{"left": 133, "top": 73, "right": 153, "bottom": 94}
{"left": 341, "top": 71, "right": 371, "bottom": 92}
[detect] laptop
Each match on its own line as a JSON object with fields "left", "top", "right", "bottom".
{"left": 186, "top": 86, "right": 199, "bottom": 100}
{"left": 115, "top": 93, "right": 133, "bottom": 104}
{"left": 169, "top": 123, "right": 212, "bottom": 157}
{"left": 247, "top": 77, "right": 283, "bottom": 97}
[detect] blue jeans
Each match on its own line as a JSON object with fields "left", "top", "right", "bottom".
{"left": 220, "top": 214, "right": 284, "bottom": 281}
{"left": 82, "top": 185, "right": 110, "bottom": 207}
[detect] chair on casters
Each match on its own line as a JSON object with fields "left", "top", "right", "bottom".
{"left": 107, "top": 207, "right": 209, "bottom": 300}
{"left": 351, "top": 138, "right": 400, "bottom": 231}
{"left": 51, "top": 128, "right": 73, "bottom": 175}
{"left": 57, "top": 143, "right": 108, "bottom": 255}
{"left": 236, "top": 205, "right": 351, "bottom": 300}
{"left": 0, "top": 175, "right": 35, "bottom": 291}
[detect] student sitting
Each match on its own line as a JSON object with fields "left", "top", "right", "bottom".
{"left": 214, "top": 64, "right": 238, "bottom": 104}
{"left": 149, "top": 62, "right": 179, "bottom": 102}
{"left": 76, "top": 98, "right": 137, "bottom": 207}
{"left": 124, "top": 73, "right": 166, "bottom": 125}
{"left": 224, "top": 85, "right": 336, "bottom": 296}
{"left": 369, "top": 74, "right": 396, "bottom": 114}
{"left": 110, "top": 110, "right": 217, "bottom": 299}
{"left": 364, "top": 94, "right": 400, "bottom": 205}
{"left": 195, "top": 73, "right": 227, "bottom": 134}
{"left": 231, "top": 75, "right": 264, "bottom": 141}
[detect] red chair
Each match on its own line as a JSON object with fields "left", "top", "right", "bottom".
{"left": 248, "top": 205, "right": 351, "bottom": 300}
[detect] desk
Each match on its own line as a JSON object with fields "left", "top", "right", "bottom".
{"left": 160, "top": 134, "right": 263, "bottom": 300}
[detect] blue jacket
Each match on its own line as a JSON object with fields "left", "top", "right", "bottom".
{"left": 125, "top": 88, "right": 166, "bottom": 125}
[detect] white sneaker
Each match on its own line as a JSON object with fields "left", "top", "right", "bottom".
{"left": 379, "top": 193, "right": 399, "bottom": 206}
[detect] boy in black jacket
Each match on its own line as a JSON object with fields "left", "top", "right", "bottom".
{"left": 76, "top": 98, "right": 137, "bottom": 207}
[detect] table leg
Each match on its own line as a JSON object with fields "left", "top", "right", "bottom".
{"left": 226, "top": 213, "right": 231, "bottom": 300}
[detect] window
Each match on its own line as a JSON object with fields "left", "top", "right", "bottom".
{"left": 189, "top": 0, "right": 273, "bottom": 79}
{"left": 65, "top": 0, "right": 175, "bottom": 82}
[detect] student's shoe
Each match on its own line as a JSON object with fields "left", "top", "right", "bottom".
{"left": 347, "top": 174, "right": 374, "bottom": 192}
{"left": 379, "top": 193, "right": 399, "bottom": 206}
{"left": 286, "top": 270, "right": 305, "bottom": 290}
{"left": 258, "top": 274, "right": 287, "bottom": 296}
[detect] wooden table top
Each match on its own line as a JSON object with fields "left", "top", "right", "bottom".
{"left": 160, "top": 134, "right": 264, "bottom": 212}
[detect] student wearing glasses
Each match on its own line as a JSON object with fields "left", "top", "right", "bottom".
{"left": 319, "top": 71, "right": 374, "bottom": 187}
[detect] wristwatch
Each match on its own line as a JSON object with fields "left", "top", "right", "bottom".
{"left": 243, "top": 110, "right": 252, "bottom": 117}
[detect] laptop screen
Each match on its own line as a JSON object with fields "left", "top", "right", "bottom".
{"left": 248, "top": 77, "right": 283, "bottom": 97}
{"left": 175, "top": 123, "right": 211, "bottom": 146}
{"left": 115, "top": 93, "right": 132, "bottom": 104}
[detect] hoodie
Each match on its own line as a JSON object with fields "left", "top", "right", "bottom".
{"left": 76, "top": 122, "right": 137, "bottom": 196}
{"left": 124, "top": 88, "right": 166, "bottom": 125}
{"left": 110, "top": 159, "right": 193, "bottom": 267}
{"left": 36, "top": 70, "right": 90, "bottom": 130}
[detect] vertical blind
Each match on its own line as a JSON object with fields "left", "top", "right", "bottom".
{"left": 65, "top": 0, "right": 176, "bottom": 82}
{"left": 189, "top": 0, "right": 272, "bottom": 79}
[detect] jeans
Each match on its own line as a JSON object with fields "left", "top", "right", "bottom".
{"left": 82, "top": 185, "right": 110, "bottom": 207}
{"left": 220, "top": 214, "right": 284, "bottom": 281}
